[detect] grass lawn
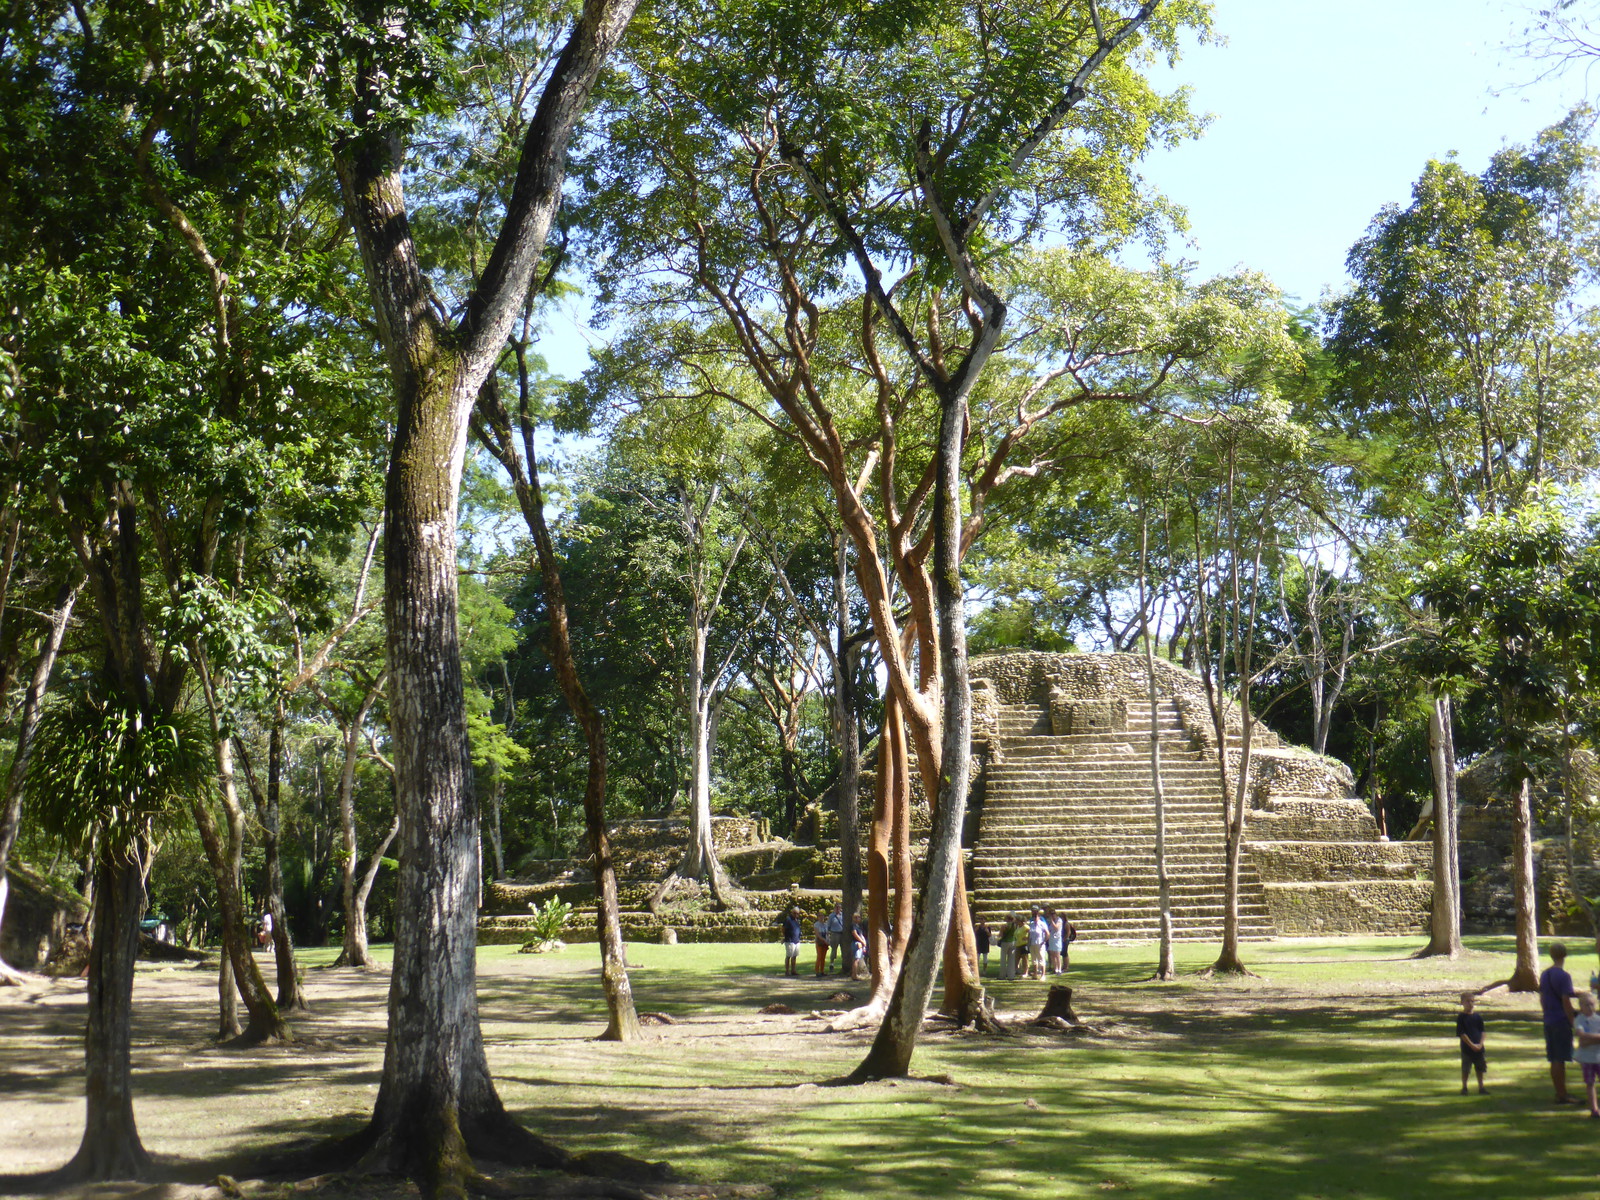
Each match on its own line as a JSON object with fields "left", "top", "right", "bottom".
{"left": 5, "top": 935, "right": 1597, "bottom": 1198}
{"left": 301, "top": 935, "right": 1598, "bottom": 1199}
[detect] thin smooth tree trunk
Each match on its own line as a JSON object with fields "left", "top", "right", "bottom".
{"left": 1509, "top": 775, "right": 1541, "bottom": 991}
{"left": 0, "top": 576, "right": 81, "bottom": 984}
{"left": 55, "top": 851, "right": 151, "bottom": 1183}
{"left": 834, "top": 539, "right": 863, "bottom": 979}
{"left": 516, "top": 450, "right": 638, "bottom": 1041}
{"left": 1214, "top": 714, "right": 1251, "bottom": 973}
{"left": 849, "top": 378, "right": 972, "bottom": 1081}
{"left": 1138, "top": 516, "right": 1175, "bottom": 981}
{"left": 865, "top": 703, "right": 897, "bottom": 992}
{"left": 192, "top": 731, "right": 289, "bottom": 1044}
{"left": 263, "top": 717, "right": 306, "bottom": 1010}
{"left": 334, "top": 679, "right": 386, "bottom": 968}
{"left": 1420, "top": 694, "right": 1462, "bottom": 958}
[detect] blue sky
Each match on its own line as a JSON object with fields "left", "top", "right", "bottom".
{"left": 1141, "top": 0, "right": 1592, "bottom": 305}
{"left": 538, "top": 1, "right": 1594, "bottom": 377}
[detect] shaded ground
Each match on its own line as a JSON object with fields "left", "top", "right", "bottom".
{"left": 1, "top": 936, "right": 1595, "bottom": 1199}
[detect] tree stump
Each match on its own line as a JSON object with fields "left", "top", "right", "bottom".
{"left": 1034, "top": 985, "right": 1078, "bottom": 1025}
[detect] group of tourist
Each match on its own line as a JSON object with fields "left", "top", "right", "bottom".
{"left": 777, "top": 901, "right": 871, "bottom": 979}
{"left": 1455, "top": 942, "right": 1600, "bottom": 1114}
{"left": 976, "top": 906, "right": 1075, "bottom": 980}
{"left": 779, "top": 900, "right": 1082, "bottom": 982}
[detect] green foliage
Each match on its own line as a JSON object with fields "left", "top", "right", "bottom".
{"left": 1328, "top": 108, "right": 1600, "bottom": 534}
{"left": 525, "top": 896, "right": 573, "bottom": 945}
{"left": 1418, "top": 501, "right": 1600, "bottom": 781}
{"left": 26, "top": 694, "right": 214, "bottom": 859}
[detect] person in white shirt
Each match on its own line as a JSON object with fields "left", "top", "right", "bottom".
{"left": 1572, "top": 991, "right": 1600, "bottom": 1118}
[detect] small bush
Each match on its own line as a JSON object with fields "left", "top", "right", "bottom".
{"left": 526, "top": 897, "right": 573, "bottom": 945}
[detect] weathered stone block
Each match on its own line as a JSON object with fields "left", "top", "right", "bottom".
{"left": 1247, "top": 839, "right": 1431, "bottom": 883}
{"left": 1261, "top": 880, "right": 1432, "bottom": 935}
{"left": 1248, "top": 798, "right": 1380, "bottom": 842}
{"left": 1048, "top": 692, "right": 1128, "bottom": 737}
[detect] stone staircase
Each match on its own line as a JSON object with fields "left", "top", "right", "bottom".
{"left": 969, "top": 698, "right": 1276, "bottom": 941}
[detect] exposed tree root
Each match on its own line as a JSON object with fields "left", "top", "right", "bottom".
{"left": 217, "top": 1015, "right": 293, "bottom": 1050}
{"left": 254, "top": 1110, "right": 718, "bottom": 1200}
{"left": 824, "top": 993, "right": 889, "bottom": 1033}
{"left": 1198, "top": 961, "right": 1259, "bottom": 979}
{"left": 0, "top": 958, "right": 34, "bottom": 987}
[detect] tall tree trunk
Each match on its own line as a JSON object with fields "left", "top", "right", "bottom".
{"left": 1509, "top": 775, "right": 1541, "bottom": 991}
{"left": 849, "top": 379, "right": 972, "bottom": 1081}
{"left": 834, "top": 539, "right": 863, "bottom": 979}
{"left": 486, "top": 771, "right": 506, "bottom": 882}
{"left": 263, "top": 716, "right": 307, "bottom": 1011}
{"left": 350, "top": 815, "right": 399, "bottom": 965}
{"left": 1212, "top": 708, "right": 1252, "bottom": 974}
{"left": 518, "top": 460, "right": 638, "bottom": 1042}
{"left": 54, "top": 850, "right": 151, "bottom": 1183}
{"left": 0, "top": 575, "right": 81, "bottom": 985}
{"left": 192, "top": 732, "right": 289, "bottom": 1045}
{"left": 1420, "top": 694, "right": 1462, "bottom": 958}
{"left": 657, "top": 625, "right": 733, "bottom": 909}
{"left": 1138, "top": 516, "right": 1175, "bottom": 981}
{"left": 864, "top": 701, "right": 897, "bottom": 994}
{"left": 334, "top": 682, "right": 386, "bottom": 968}
{"left": 217, "top": 954, "right": 240, "bottom": 1041}
{"left": 327, "top": 0, "right": 651, "bottom": 1185}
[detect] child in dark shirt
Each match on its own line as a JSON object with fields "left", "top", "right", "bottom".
{"left": 1457, "top": 991, "right": 1487, "bottom": 1095}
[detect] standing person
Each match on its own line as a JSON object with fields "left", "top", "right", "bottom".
{"left": 998, "top": 915, "right": 1017, "bottom": 980}
{"left": 974, "top": 915, "right": 991, "bottom": 976}
{"left": 1027, "top": 905, "right": 1048, "bottom": 980}
{"left": 778, "top": 906, "right": 803, "bottom": 977}
{"left": 1542, "top": 942, "right": 1580, "bottom": 1104}
{"left": 1573, "top": 992, "right": 1600, "bottom": 1117}
{"left": 851, "top": 917, "right": 870, "bottom": 980}
{"left": 1060, "top": 913, "right": 1077, "bottom": 972}
{"left": 1045, "top": 907, "right": 1064, "bottom": 976}
{"left": 1455, "top": 991, "right": 1487, "bottom": 1095}
{"left": 1012, "top": 912, "right": 1030, "bottom": 978}
{"left": 812, "top": 911, "right": 830, "bottom": 977}
{"left": 826, "top": 900, "right": 845, "bottom": 972}
{"left": 256, "top": 908, "right": 273, "bottom": 949}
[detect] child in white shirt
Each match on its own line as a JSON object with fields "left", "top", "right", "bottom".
{"left": 1572, "top": 991, "right": 1600, "bottom": 1118}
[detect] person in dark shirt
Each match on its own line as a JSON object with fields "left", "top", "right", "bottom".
{"left": 974, "top": 916, "right": 991, "bottom": 975}
{"left": 778, "top": 906, "right": 803, "bottom": 976}
{"left": 1456, "top": 991, "right": 1487, "bottom": 1095}
{"left": 1541, "top": 942, "right": 1580, "bottom": 1104}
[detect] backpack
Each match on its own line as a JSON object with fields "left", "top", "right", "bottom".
{"left": 1065, "top": 921, "right": 1077, "bottom": 945}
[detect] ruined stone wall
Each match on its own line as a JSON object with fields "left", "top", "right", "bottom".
{"left": 1260, "top": 880, "right": 1433, "bottom": 935}
{"left": 970, "top": 651, "right": 1282, "bottom": 752}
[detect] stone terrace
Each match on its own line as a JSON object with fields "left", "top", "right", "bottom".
{"left": 965, "top": 652, "right": 1432, "bottom": 940}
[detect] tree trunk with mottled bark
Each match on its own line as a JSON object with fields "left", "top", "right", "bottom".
{"left": 53, "top": 851, "right": 151, "bottom": 1183}
{"left": 1420, "top": 694, "right": 1462, "bottom": 959}
{"left": 262, "top": 717, "right": 307, "bottom": 1010}
{"left": 1509, "top": 775, "right": 1542, "bottom": 991}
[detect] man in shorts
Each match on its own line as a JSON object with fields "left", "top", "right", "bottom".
{"left": 1541, "top": 942, "right": 1580, "bottom": 1104}
{"left": 778, "top": 906, "right": 803, "bottom": 976}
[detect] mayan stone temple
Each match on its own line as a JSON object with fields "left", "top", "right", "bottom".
{"left": 481, "top": 650, "right": 1433, "bottom": 946}
{"left": 962, "top": 652, "right": 1432, "bottom": 940}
